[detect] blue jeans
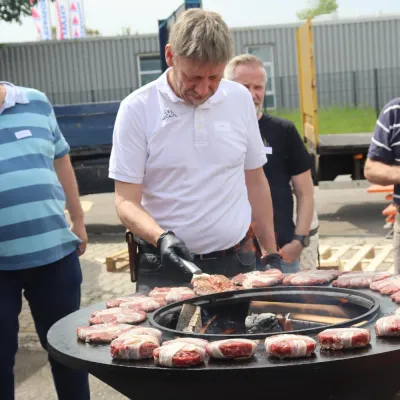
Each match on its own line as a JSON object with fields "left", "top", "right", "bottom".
{"left": 280, "top": 259, "right": 301, "bottom": 273}
{"left": 0, "top": 251, "right": 90, "bottom": 400}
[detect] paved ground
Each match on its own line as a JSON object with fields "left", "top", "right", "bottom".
{"left": 14, "top": 187, "right": 397, "bottom": 399}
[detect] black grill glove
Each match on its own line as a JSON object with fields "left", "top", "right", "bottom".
{"left": 261, "top": 252, "right": 282, "bottom": 270}
{"left": 157, "top": 231, "right": 195, "bottom": 278}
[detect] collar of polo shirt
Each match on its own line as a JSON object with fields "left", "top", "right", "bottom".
{"left": 0, "top": 81, "right": 29, "bottom": 113}
{"left": 156, "top": 67, "right": 227, "bottom": 108}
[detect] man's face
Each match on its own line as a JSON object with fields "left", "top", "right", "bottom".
{"left": 231, "top": 63, "right": 266, "bottom": 115}
{"left": 165, "top": 45, "right": 226, "bottom": 106}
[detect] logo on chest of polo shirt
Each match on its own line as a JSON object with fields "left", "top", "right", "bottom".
{"left": 161, "top": 108, "right": 177, "bottom": 120}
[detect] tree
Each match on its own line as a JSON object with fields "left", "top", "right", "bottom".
{"left": 85, "top": 27, "right": 100, "bottom": 37}
{"left": 0, "top": 0, "right": 54, "bottom": 23}
{"left": 120, "top": 26, "right": 131, "bottom": 36}
{"left": 296, "top": 0, "right": 338, "bottom": 20}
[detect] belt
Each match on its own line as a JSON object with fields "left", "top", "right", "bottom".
{"left": 136, "top": 229, "right": 254, "bottom": 261}
{"left": 193, "top": 228, "right": 256, "bottom": 261}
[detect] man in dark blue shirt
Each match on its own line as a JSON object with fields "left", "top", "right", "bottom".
{"left": 225, "top": 54, "right": 316, "bottom": 272}
{"left": 365, "top": 97, "right": 400, "bottom": 273}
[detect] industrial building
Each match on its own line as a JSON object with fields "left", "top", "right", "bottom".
{"left": 1, "top": 14, "right": 399, "bottom": 109}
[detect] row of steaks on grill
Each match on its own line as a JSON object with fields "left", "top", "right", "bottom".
{"left": 76, "top": 315, "right": 400, "bottom": 367}
{"left": 82, "top": 268, "right": 400, "bottom": 329}
{"left": 190, "top": 269, "right": 399, "bottom": 296}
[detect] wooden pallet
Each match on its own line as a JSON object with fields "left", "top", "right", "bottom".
{"left": 106, "top": 249, "right": 129, "bottom": 272}
{"left": 318, "top": 244, "right": 394, "bottom": 273}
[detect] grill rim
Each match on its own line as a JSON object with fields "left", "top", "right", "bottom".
{"left": 148, "top": 285, "right": 381, "bottom": 340}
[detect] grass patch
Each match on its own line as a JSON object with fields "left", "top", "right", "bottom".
{"left": 267, "top": 107, "right": 377, "bottom": 135}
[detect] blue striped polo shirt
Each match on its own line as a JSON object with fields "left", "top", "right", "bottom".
{"left": 0, "top": 83, "right": 81, "bottom": 270}
{"left": 367, "top": 97, "right": 400, "bottom": 204}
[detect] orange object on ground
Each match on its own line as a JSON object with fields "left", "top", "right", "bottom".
{"left": 367, "top": 184, "right": 394, "bottom": 193}
{"left": 386, "top": 194, "right": 393, "bottom": 201}
{"left": 382, "top": 204, "right": 397, "bottom": 216}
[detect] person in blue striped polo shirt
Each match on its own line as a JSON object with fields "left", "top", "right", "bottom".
{"left": 0, "top": 82, "right": 90, "bottom": 400}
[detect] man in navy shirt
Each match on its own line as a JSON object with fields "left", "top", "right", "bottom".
{"left": 365, "top": 97, "right": 400, "bottom": 273}
{"left": 225, "top": 54, "right": 316, "bottom": 272}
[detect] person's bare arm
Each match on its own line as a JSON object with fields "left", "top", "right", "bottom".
{"left": 364, "top": 158, "right": 400, "bottom": 186}
{"left": 115, "top": 180, "right": 165, "bottom": 247}
{"left": 291, "top": 170, "right": 314, "bottom": 235}
{"left": 279, "top": 170, "right": 314, "bottom": 263}
{"left": 54, "top": 154, "right": 87, "bottom": 255}
{"left": 245, "top": 167, "right": 277, "bottom": 254}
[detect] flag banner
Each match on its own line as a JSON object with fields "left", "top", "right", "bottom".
{"left": 70, "top": 0, "right": 86, "bottom": 38}
{"left": 55, "top": 0, "right": 72, "bottom": 39}
{"left": 31, "top": 0, "right": 51, "bottom": 40}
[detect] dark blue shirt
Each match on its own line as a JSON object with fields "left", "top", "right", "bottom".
{"left": 367, "top": 97, "right": 400, "bottom": 204}
{"left": 258, "top": 114, "right": 312, "bottom": 248}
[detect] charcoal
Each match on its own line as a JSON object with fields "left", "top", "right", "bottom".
{"left": 245, "top": 313, "right": 283, "bottom": 334}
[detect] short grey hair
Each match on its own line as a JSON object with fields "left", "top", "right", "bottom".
{"left": 169, "top": 8, "right": 233, "bottom": 64}
{"left": 224, "top": 54, "right": 267, "bottom": 82}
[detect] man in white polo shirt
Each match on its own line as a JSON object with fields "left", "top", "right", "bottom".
{"left": 109, "top": 8, "right": 281, "bottom": 291}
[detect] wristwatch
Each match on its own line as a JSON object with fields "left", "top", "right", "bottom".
{"left": 293, "top": 234, "right": 310, "bottom": 248}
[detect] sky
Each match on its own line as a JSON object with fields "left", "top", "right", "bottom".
{"left": 0, "top": 0, "right": 400, "bottom": 43}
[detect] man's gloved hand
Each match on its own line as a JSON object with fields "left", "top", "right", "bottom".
{"left": 260, "top": 252, "right": 282, "bottom": 270}
{"left": 157, "top": 231, "right": 195, "bottom": 278}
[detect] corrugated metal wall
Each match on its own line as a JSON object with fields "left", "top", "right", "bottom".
{"left": 1, "top": 15, "right": 399, "bottom": 108}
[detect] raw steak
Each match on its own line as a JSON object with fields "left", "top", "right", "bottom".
{"left": 283, "top": 270, "right": 339, "bottom": 286}
{"left": 89, "top": 307, "right": 147, "bottom": 325}
{"left": 206, "top": 339, "right": 258, "bottom": 360}
{"left": 317, "top": 328, "right": 371, "bottom": 350}
{"left": 153, "top": 342, "right": 206, "bottom": 367}
{"left": 111, "top": 332, "right": 160, "bottom": 360}
{"left": 162, "top": 337, "right": 209, "bottom": 348}
{"left": 375, "top": 315, "right": 400, "bottom": 337}
{"left": 119, "top": 296, "right": 166, "bottom": 312}
{"left": 127, "top": 326, "right": 163, "bottom": 342}
{"left": 106, "top": 293, "right": 146, "bottom": 308}
{"left": 76, "top": 323, "right": 134, "bottom": 343}
{"left": 191, "top": 274, "right": 236, "bottom": 296}
{"left": 232, "top": 269, "right": 284, "bottom": 289}
{"left": 391, "top": 291, "right": 400, "bottom": 303}
{"left": 148, "top": 287, "right": 196, "bottom": 303}
{"left": 370, "top": 275, "right": 400, "bottom": 295}
{"left": 332, "top": 271, "right": 392, "bottom": 288}
{"left": 264, "top": 334, "right": 317, "bottom": 359}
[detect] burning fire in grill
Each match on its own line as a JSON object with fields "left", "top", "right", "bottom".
{"left": 176, "top": 296, "right": 369, "bottom": 335}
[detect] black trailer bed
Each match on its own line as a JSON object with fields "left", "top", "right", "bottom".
{"left": 317, "top": 133, "right": 372, "bottom": 154}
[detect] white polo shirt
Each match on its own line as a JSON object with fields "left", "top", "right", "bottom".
{"left": 109, "top": 68, "right": 267, "bottom": 254}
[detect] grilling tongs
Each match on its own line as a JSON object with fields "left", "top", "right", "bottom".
{"left": 177, "top": 256, "right": 204, "bottom": 279}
